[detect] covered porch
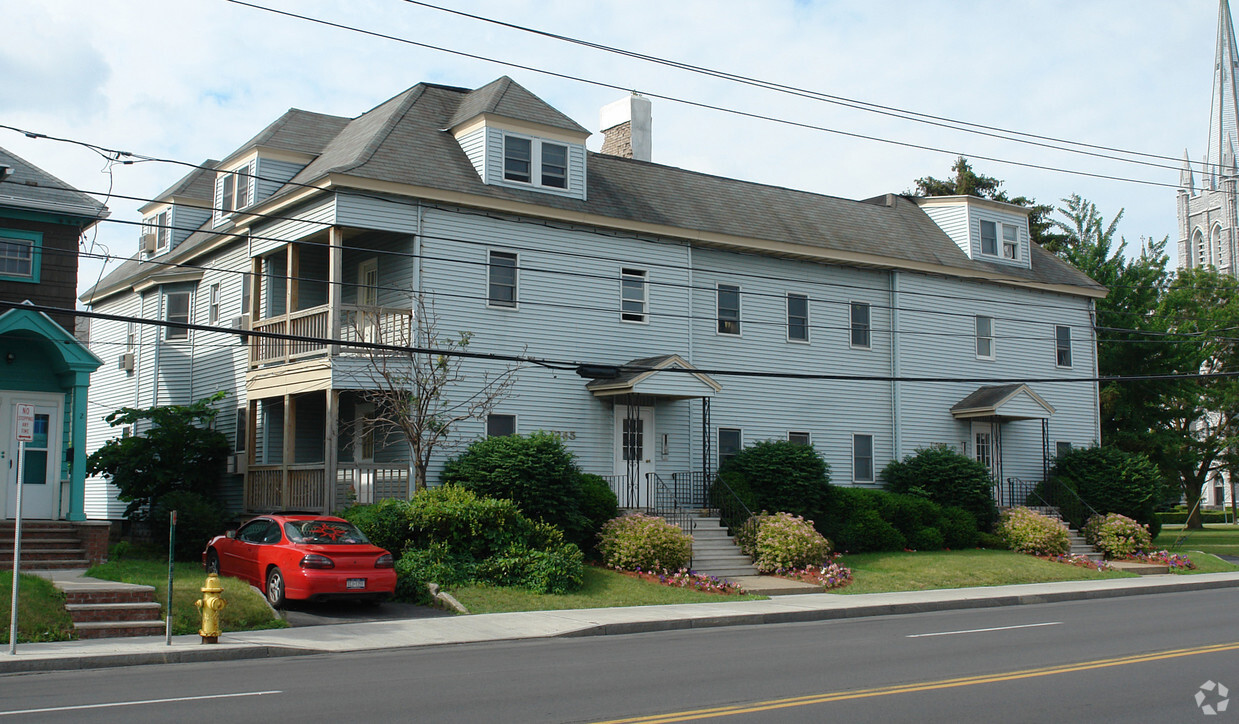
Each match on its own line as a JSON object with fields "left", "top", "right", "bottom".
{"left": 949, "top": 383, "right": 1056, "bottom": 507}
{"left": 584, "top": 354, "right": 721, "bottom": 512}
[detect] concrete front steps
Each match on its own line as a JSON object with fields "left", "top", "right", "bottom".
{"left": 1021, "top": 506, "right": 1105, "bottom": 561}
{"left": 687, "top": 515, "right": 760, "bottom": 580}
{"left": 0, "top": 521, "right": 91, "bottom": 570}
{"left": 55, "top": 576, "right": 165, "bottom": 639}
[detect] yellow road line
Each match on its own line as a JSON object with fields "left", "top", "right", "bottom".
{"left": 594, "top": 641, "right": 1239, "bottom": 724}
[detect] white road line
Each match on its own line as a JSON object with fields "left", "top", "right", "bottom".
{"left": 0, "top": 690, "right": 282, "bottom": 717}
{"left": 906, "top": 622, "right": 1063, "bottom": 638}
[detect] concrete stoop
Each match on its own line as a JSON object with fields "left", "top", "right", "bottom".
{"left": 0, "top": 522, "right": 91, "bottom": 570}
{"left": 1008, "top": 506, "right": 1105, "bottom": 561}
{"left": 688, "top": 516, "right": 760, "bottom": 580}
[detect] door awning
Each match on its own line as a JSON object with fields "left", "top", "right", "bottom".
{"left": 950, "top": 383, "right": 1055, "bottom": 420}
{"left": 585, "top": 354, "right": 721, "bottom": 400}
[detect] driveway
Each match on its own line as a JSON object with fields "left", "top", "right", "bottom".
{"left": 278, "top": 599, "right": 453, "bottom": 627}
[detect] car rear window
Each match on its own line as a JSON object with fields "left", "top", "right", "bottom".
{"left": 283, "top": 520, "right": 372, "bottom": 545}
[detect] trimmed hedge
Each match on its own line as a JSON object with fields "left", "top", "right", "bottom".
{"left": 718, "top": 440, "right": 831, "bottom": 520}
{"left": 882, "top": 445, "right": 998, "bottom": 529}
{"left": 1047, "top": 446, "right": 1165, "bottom": 537}
{"left": 814, "top": 486, "right": 979, "bottom": 553}
{"left": 1158, "top": 511, "right": 1234, "bottom": 525}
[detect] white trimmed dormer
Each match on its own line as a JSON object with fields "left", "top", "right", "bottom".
{"left": 446, "top": 77, "right": 590, "bottom": 201}
{"left": 212, "top": 148, "right": 314, "bottom": 228}
{"left": 913, "top": 195, "right": 1032, "bottom": 269}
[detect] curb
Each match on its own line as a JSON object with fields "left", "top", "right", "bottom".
{"left": 4, "top": 575, "right": 1237, "bottom": 675}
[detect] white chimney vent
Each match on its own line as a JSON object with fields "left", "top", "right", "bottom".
{"left": 600, "top": 94, "right": 652, "bottom": 162}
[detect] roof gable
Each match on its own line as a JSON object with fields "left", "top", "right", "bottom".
{"left": 446, "top": 76, "right": 588, "bottom": 135}
{"left": 0, "top": 146, "right": 108, "bottom": 223}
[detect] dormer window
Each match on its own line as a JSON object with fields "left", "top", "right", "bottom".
{"left": 214, "top": 161, "right": 255, "bottom": 225}
{"left": 980, "top": 220, "right": 1019, "bottom": 260}
{"left": 1002, "top": 224, "right": 1018, "bottom": 259}
{"left": 144, "top": 209, "right": 170, "bottom": 254}
{"left": 503, "top": 135, "right": 570, "bottom": 190}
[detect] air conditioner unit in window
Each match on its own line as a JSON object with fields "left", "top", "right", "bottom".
{"left": 117, "top": 352, "right": 134, "bottom": 371}
{"left": 140, "top": 234, "right": 157, "bottom": 254}
{"left": 230, "top": 314, "right": 251, "bottom": 331}
{"left": 226, "top": 452, "right": 247, "bottom": 475}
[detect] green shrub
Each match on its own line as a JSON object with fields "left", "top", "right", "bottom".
{"left": 882, "top": 445, "right": 998, "bottom": 530}
{"left": 883, "top": 493, "right": 943, "bottom": 539}
{"left": 718, "top": 440, "right": 831, "bottom": 521}
{"left": 998, "top": 507, "right": 1069, "bottom": 556}
{"left": 737, "top": 512, "right": 832, "bottom": 573}
{"left": 1159, "top": 510, "right": 1233, "bottom": 525}
{"left": 837, "top": 509, "right": 906, "bottom": 552}
{"left": 475, "top": 543, "right": 585, "bottom": 594}
{"left": 394, "top": 543, "right": 475, "bottom": 604}
{"left": 976, "top": 531, "right": 1008, "bottom": 549}
{"left": 342, "top": 498, "right": 412, "bottom": 554}
{"left": 404, "top": 485, "right": 540, "bottom": 560}
{"left": 577, "top": 473, "right": 620, "bottom": 552}
{"left": 908, "top": 527, "right": 946, "bottom": 551}
{"left": 442, "top": 432, "right": 590, "bottom": 544}
{"left": 1048, "top": 446, "right": 1166, "bottom": 536}
{"left": 1082, "top": 513, "right": 1152, "bottom": 559}
{"left": 151, "top": 490, "right": 227, "bottom": 561}
{"left": 597, "top": 514, "right": 692, "bottom": 571}
{"left": 938, "top": 506, "right": 980, "bottom": 549}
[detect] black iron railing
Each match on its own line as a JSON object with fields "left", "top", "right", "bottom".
{"left": 602, "top": 473, "right": 648, "bottom": 510}
{"left": 651, "top": 473, "right": 696, "bottom": 537}
{"left": 709, "top": 476, "right": 754, "bottom": 535}
{"left": 1006, "top": 476, "right": 1100, "bottom": 529}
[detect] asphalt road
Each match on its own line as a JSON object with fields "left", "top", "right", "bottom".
{"left": 3, "top": 588, "right": 1238, "bottom": 722}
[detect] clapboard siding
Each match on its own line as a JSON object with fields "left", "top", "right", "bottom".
{"left": 483, "top": 127, "right": 587, "bottom": 200}
{"left": 172, "top": 205, "right": 212, "bottom": 250}
{"left": 250, "top": 196, "right": 335, "bottom": 256}
{"left": 456, "top": 127, "right": 487, "bottom": 182}
{"left": 254, "top": 158, "right": 305, "bottom": 205}
{"left": 918, "top": 204, "right": 969, "bottom": 255}
{"left": 84, "top": 293, "right": 141, "bottom": 519}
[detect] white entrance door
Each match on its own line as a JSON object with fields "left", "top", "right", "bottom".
{"left": 5, "top": 397, "right": 62, "bottom": 520}
{"left": 972, "top": 421, "right": 996, "bottom": 481}
{"left": 351, "top": 403, "right": 376, "bottom": 503}
{"left": 357, "top": 258, "right": 379, "bottom": 343}
{"left": 613, "top": 406, "right": 655, "bottom": 508}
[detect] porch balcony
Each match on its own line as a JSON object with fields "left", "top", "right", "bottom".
{"left": 244, "top": 462, "right": 411, "bottom": 513}
{"left": 249, "top": 303, "right": 414, "bottom": 367}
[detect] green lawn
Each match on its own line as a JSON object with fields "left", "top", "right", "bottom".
{"left": 835, "top": 549, "right": 1135, "bottom": 595}
{"left": 86, "top": 558, "right": 287, "bottom": 635}
{"left": 0, "top": 572, "right": 76, "bottom": 644}
{"left": 1156, "top": 525, "right": 1239, "bottom": 557}
{"left": 448, "top": 565, "right": 763, "bottom": 614}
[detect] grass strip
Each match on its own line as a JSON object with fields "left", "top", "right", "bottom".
{"left": 86, "top": 558, "right": 287, "bottom": 635}
{"left": 835, "top": 549, "right": 1135, "bottom": 595}
{"left": 0, "top": 571, "right": 76, "bottom": 643}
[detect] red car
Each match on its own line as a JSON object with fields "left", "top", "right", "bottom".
{"left": 203, "top": 514, "right": 397, "bottom": 607}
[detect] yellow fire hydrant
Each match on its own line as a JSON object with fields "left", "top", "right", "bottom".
{"left": 195, "top": 573, "right": 227, "bottom": 644}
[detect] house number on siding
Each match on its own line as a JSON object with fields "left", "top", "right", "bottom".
{"left": 546, "top": 430, "right": 576, "bottom": 441}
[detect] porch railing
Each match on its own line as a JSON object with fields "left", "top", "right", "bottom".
{"left": 602, "top": 473, "right": 648, "bottom": 510}
{"left": 651, "top": 473, "right": 696, "bottom": 538}
{"left": 249, "top": 304, "right": 415, "bottom": 366}
{"left": 1005, "top": 476, "right": 1101, "bottom": 529}
{"left": 337, "top": 464, "right": 411, "bottom": 504}
{"left": 246, "top": 464, "right": 328, "bottom": 512}
{"left": 708, "top": 476, "right": 754, "bottom": 535}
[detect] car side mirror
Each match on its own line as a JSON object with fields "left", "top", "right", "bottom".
{"left": 226, "top": 530, "right": 236, "bottom": 539}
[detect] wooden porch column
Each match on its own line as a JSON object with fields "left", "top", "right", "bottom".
{"left": 247, "top": 257, "right": 261, "bottom": 367}
{"left": 325, "top": 389, "right": 339, "bottom": 515}
{"left": 282, "top": 394, "right": 296, "bottom": 509}
{"left": 328, "top": 226, "right": 343, "bottom": 355}
{"left": 245, "top": 398, "right": 258, "bottom": 511}
{"left": 286, "top": 242, "right": 299, "bottom": 315}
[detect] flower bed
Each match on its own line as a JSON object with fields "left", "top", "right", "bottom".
{"left": 769, "top": 558, "right": 853, "bottom": 591}
{"left": 1127, "top": 550, "right": 1196, "bottom": 570}
{"left": 1043, "top": 553, "right": 1112, "bottom": 571}
{"left": 609, "top": 566, "right": 747, "bottom": 595}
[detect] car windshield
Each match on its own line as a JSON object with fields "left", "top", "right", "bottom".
{"left": 283, "top": 520, "right": 371, "bottom": 545}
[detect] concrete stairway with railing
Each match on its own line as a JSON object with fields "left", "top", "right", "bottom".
{"left": 686, "top": 513, "right": 760, "bottom": 579}
{"left": 1023, "top": 506, "right": 1104, "bottom": 561}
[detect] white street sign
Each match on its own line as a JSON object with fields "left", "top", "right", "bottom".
{"left": 15, "top": 403, "right": 33, "bottom": 442}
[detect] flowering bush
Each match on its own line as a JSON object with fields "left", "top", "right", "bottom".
{"left": 1129, "top": 550, "right": 1196, "bottom": 570}
{"left": 737, "top": 512, "right": 832, "bottom": 573}
{"left": 1045, "top": 553, "right": 1112, "bottom": 571}
{"left": 772, "top": 557, "right": 853, "bottom": 591}
{"left": 998, "top": 507, "right": 1070, "bottom": 556}
{"left": 1082, "top": 513, "right": 1152, "bottom": 559}
{"left": 597, "top": 514, "right": 692, "bottom": 571}
{"left": 655, "top": 569, "right": 746, "bottom": 594}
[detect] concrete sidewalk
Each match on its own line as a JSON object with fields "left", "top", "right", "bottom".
{"left": 5, "top": 571, "right": 1239, "bottom": 675}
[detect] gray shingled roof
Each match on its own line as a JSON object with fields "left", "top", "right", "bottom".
{"left": 951, "top": 384, "right": 1026, "bottom": 412}
{"left": 446, "top": 76, "right": 588, "bottom": 134}
{"left": 0, "top": 146, "right": 108, "bottom": 221}
{"left": 228, "top": 109, "right": 351, "bottom": 160}
{"left": 151, "top": 161, "right": 219, "bottom": 204}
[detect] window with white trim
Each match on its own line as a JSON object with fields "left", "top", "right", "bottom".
{"left": 487, "top": 414, "right": 516, "bottom": 437}
{"left": 853, "top": 434, "right": 874, "bottom": 482}
{"left": 0, "top": 228, "right": 39, "bottom": 281}
{"left": 788, "top": 431, "right": 811, "bottom": 446}
{"left": 787, "top": 293, "right": 809, "bottom": 342}
{"left": 979, "top": 220, "right": 1019, "bottom": 259}
{"left": 208, "top": 283, "right": 221, "bottom": 325}
{"left": 975, "top": 315, "right": 994, "bottom": 359}
{"left": 126, "top": 321, "right": 136, "bottom": 352}
{"left": 1055, "top": 441, "right": 1072, "bottom": 459}
{"left": 488, "top": 251, "right": 518, "bottom": 308}
{"left": 1055, "top": 325, "right": 1072, "bottom": 367}
{"left": 215, "top": 163, "right": 252, "bottom": 222}
{"left": 850, "top": 301, "right": 871, "bottom": 348}
{"left": 1002, "top": 224, "right": 1018, "bottom": 259}
{"left": 235, "top": 406, "right": 248, "bottom": 453}
{"left": 718, "top": 428, "right": 742, "bottom": 465}
{"left": 621, "top": 268, "right": 648, "bottom": 323}
{"left": 164, "top": 290, "right": 191, "bottom": 341}
{"left": 717, "top": 284, "right": 740, "bottom": 335}
{"left": 502, "top": 135, "right": 570, "bottom": 190}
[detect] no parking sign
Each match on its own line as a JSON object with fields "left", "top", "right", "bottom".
{"left": 15, "top": 403, "right": 33, "bottom": 442}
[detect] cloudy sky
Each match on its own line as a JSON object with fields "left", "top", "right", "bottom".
{"left": 0, "top": 0, "right": 1226, "bottom": 296}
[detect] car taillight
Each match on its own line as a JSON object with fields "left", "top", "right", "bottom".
{"left": 300, "top": 554, "right": 334, "bottom": 569}
{"left": 375, "top": 553, "right": 394, "bottom": 568}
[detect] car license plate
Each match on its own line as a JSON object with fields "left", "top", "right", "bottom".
{"left": 346, "top": 578, "right": 366, "bottom": 589}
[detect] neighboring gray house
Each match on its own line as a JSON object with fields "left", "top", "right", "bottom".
{"left": 81, "top": 76, "right": 1104, "bottom": 518}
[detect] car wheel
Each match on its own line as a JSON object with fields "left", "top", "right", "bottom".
{"left": 205, "top": 550, "right": 220, "bottom": 575}
{"left": 266, "top": 566, "right": 286, "bottom": 608}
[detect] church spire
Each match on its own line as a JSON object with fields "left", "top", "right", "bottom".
{"left": 1182, "top": 149, "right": 1196, "bottom": 191}
{"left": 1206, "top": 0, "right": 1239, "bottom": 180}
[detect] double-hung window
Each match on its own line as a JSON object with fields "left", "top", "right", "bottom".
{"left": 975, "top": 315, "right": 994, "bottom": 359}
{"left": 488, "top": 251, "right": 518, "bottom": 308}
{"left": 979, "top": 220, "right": 1019, "bottom": 259}
{"left": 717, "top": 284, "right": 741, "bottom": 335}
{"left": 787, "top": 293, "right": 809, "bottom": 342}
{"left": 850, "top": 301, "right": 871, "bottom": 348}
{"left": 208, "top": 283, "right": 221, "bottom": 325}
{"left": 853, "top": 434, "right": 874, "bottom": 483}
{"left": 164, "top": 290, "right": 191, "bottom": 341}
{"left": 1002, "top": 224, "right": 1018, "bottom": 259}
{"left": 0, "top": 229, "right": 39, "bottom": 281}
{"left": 1055, "top": 325, "right": 1073, "bottom": 367}
{"left": 621, "top": 268, "right": 648, "bottom": 323}
{"left": 503, "top": 135, "right": 571, "bottom": 190}
{"left": 718, "top": 428, "right": 742, "bottom": 466}
{"left": 980, "top": 220, "right": 997, "bottom": 256}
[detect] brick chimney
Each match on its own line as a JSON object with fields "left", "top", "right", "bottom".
{"left": 600, "top": 94, "right": 652, "bottom": 162}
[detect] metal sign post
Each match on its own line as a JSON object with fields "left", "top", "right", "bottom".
{"left": 9, "top": 403, "right": 34, "bottom": 655}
